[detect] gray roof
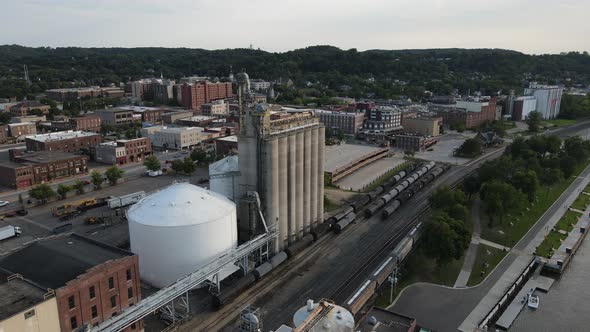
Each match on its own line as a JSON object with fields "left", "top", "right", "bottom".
{"left": 0, "top": 234, "right": 133, "bottom": 290}
{"left": 0, "top": 277, "right": 46, "bottom": 321}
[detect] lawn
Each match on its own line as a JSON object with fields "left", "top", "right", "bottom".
{"left": 374, "top": 246, "right": 465, "bottom": 307}
{"left": 571, "top": 193, "right": 590, "bottom": 211}
{"left": 324, "top": 195, "right": 342, "bottom": 212}
{"left": 535, "top": 230, "right": 568, "bottom": 258}
{"left": 555, "top": 210, "right": 581, "bottom": 232}
{"left": 544, "top": 119, "right": 576, "bottom": 127}
{"left": 480, "top": 163, "right": 588, "bottom": 247}
{"left": 467, "top": 244, "right": 508, "bottom": 286}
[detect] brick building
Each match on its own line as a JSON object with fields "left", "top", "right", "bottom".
{"left": 401, "top": 116, "right": 443, "bottom": 137}
{"left": 161, "top": 110, "right": 193, "bottom": 124}
{"left": 0, "top": 234, "right": 142, "bottom": 332}
{"left": 362, "top": 106, "right": 402, "bottom": 132}
{"left": 0, "top": 150, "right": 88, "bottom": 189}
{"left": 95, "top": 109, "right": 140, "bottom": 126}
{"left": 94, "top": 137, "right": 152, "bottom": 165}
{"left": 432, "top": 98, "right": 497, "bottom": 129}
{"left": 181, "top": 81, "right": 232, "bottom": 110}
{"left": 395, "top": 134, "right": 438, "bottom": 152}
{"left": 7, "top": 122, "right": 37, "bottom": 139}
{"left": 46, "top": 87, "right": 124, "bottom": 101}
{"left": 70, "top": 116, "right": 102, "bottom": 132}
{"left": 0, "top": 125, "right": 8, "bottom": 144}
{"left": 315, "top": 109, "right": 365, "bottom": 135}
{"left": 176, "top": 115, "right": 217, "bottom": 127}
{"left": 201, "top": 100, "right": 230, "bottom": 116}
{"left": 215, "top": 135, "right": 238, "bottom": 156}
{"left": 25, "top": 131, "right": 102, "bottom": 153}
{"left": 9, "top": 101, "right": 51, "bottom": 116}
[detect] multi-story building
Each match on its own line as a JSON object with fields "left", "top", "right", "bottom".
{"left": 201, "top": 100, "right": 230, "bottom": 116}
{"left": 431, "top": 98, "right": 498, "bottom": 129}
{"left": 314, "top": 109, "right": 365, "bottom": 135}
{"left": 362, "top": 106, "right": 402, "bottom": 132}
{"left": 131, "top": 78, "right": 165, "bottom": 101}
{"left": 0, "top": 276, "right": 61, "bottom": 332}
{"left": 395, "top": 134, "right": 438, "bottom": 152}
{"left": 94, "top": 137, "right": 152, "bottom": 165}
{"left": 113, "top": 106, "right": 165, "bottom": 123}
{"left": 0, "top": 150, "right": 88, "bottom": 189}
{"left": 95, "top": 108, "right": 139, "bottom": 126}
{"left": 9, "top": 101, "right": 51, "bottom": 116}
{"left": 215, "top": 135, "right": 238, "bottom": 156}
{"left": 401, "top": 116, "right": 442, "bottom": 137}
{"left": 0, "top": 125, "right": 8, "bottom": 144}
{"left": 161, "top": 110, "right": 193, "bottom": 124}
{"left": 510, "top": 96, "right": 537, "bottom": 121}
{"left": 524, "top": 84, "right": 564, "bottom": 119}
{"left": 0, "top": 234, "right": 142, "bottom": 332}
{"left": 7, "top": 122, "right": 37, "bottom": 139}
{"left": 153, "top": 80, "right": 175, "bottom": 104}
{"left": 141, "top": 126, "right": 205, "bottom": 150}
{"left": 176, "top": 115, "right": 217, "bottom": 127}
{"left": 46, "top": 86, "right": 124, "bottom": 101}
{"left": 181, "top": 81, "right": 233, "bottom": 110}
{"left": 236, "top": 72, "right": 325, "bottom": 250}
{"left": 249, "top": 79, "right": 271, "bottom": 92}
{"left": 25, "top": 131, "right": 102, "bottom": 153}
{"left": 69, "top": 115, "right": 102, "bottom": 132}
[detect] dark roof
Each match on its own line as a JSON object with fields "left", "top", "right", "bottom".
{"left": 358, "top": 307, "right": 417, "bottom": 332}
{"left": 0, "top": 277, "right": 46, "bottom": 321}
{"left": 0, "top": 234, "right": 133, "bottom": 290}
{"left": 0, "top": 161, "right": 30, "bottom": 169}
{"left": 10, "top": 101, "right": 46, "bottom": 109}
{"left": 16, "top": 151, "right": 87, "bottom": 164}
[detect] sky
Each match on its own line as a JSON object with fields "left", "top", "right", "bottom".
{"left": 1, "top": 0, "right": 589, "bottom": 54}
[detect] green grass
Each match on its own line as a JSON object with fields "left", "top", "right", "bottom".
{"left": 467, "top": 244, "right": 508, "bottom": 286}
{"left": 555, "top": 210, "right": 581, "bottom": 232}
{"left": 585, "top": 183, "right": 590, "bottom": 193}
{"left": 544, "top": 119, "right": 576, "bottom": 127}
{"left": 324, "top": 195, "right": 342, "bottom": 212}
{"left": 480, "top": 163, "right": 588, "bottom": 247}
{"left": 535, "top": 230, "right": 568, "bottom": 258}
{"left": 362, "top": 161, "right": 411, "bottom": 193}
{"left": 374, "top": 246, "right": 465, "bottom": 307}
{"left": 571, "top": 193, "right": 590, "bottom": 211}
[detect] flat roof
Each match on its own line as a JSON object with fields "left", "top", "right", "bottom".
{"left": 324, "top": 143, "right": 384, "bottom": 172}
{"left": 0, "top": 161, "right": 29, "bottom": 169}
{"left": 116, "top": 106, "right": 166, "bottom": 112}
{"left": 357, "top": 307, "right": 415, "bottom": 332}
{"left": 16, "top": 151, "right": 86, "bottom": 164}
{"left": 0, "top": 234, "right": 133, "bottom": 290}
{"left": 25, "top": 130, "right": 99, "bottom": 142}
{"left": 216, "top": 135, "right": 238, "bottom": 142}
{"left": 0, "top": 278, "right": 46, "bottom": 321}
{"left": 184, "top": 116, "right": 215, "bottom": 121}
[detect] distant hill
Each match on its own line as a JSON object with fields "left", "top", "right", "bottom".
{"left": 0, "top": 45, "right": 589, "bottom": 99}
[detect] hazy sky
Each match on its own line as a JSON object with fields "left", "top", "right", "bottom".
{"left": 2, "top": 0, "right": 588, "bottom": 54}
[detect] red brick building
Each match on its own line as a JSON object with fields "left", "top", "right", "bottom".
{"left": 70, "top": 116, "right": 102, "bottom": 132}
{"left": 95, "top": 137, "right": 152, "bottom": 165}
{"left": 433, "top": 98, "right": 497, "bottom": 129}
{"left": 0, "top": 234, "right": 142, "bottom": 332}
{"left": 0, "top": 125, "right": 8, "bottom": 144}
{"left": 25, "top": 131, "right": 102, "bottom": 153}
{"left": 181, "top": 81, "right": 232, "bottom": 110}
{"left": 0, "top": 150, "right": 88, "bottom": 189}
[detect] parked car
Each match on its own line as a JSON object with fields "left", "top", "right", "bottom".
{"left": 0, "top": 201, "right": 9, "bottom": 207}
{"left": 16, "top": 209, "right": 28, "bottom": 216}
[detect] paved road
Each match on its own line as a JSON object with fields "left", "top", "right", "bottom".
{"left": 389, "top": 144, "right": 590, "bottom": 332}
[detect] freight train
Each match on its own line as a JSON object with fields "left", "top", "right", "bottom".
{"left": 344, "top": 222, "right": 424, "bottom": 315}
{"left": 213, "top": 162, "right": 449, "bottom": 309}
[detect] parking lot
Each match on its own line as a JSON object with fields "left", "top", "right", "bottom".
{"left": 0, "top": 168, "right": 208, "bottom": 256}
{"left": 412, "top": 132, "right": 477, "bottom": 165}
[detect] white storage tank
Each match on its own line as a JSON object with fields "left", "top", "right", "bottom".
{"left": 128, "top": 182, "right": 238, "bottom": 288}
{"left": 209, "top": 155, "right": 240, "bottom": 201}
{"left": 293, "top": 299, "right": 354, "bottom": 332}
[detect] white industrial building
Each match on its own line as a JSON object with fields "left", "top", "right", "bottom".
{"left": 141, "top": 125, "right": 205, "bottom": 150}
{"left": 127, "top": 183, "right": 238, "bottom": 288}
{"left": 209, "top": 155, "right": 240, "bottom": 202}
{"left": 524, "top": 84, "right": 564, "bottom": 119}
{"left": 249, "top": 79, "right": 271, "bottom": 92}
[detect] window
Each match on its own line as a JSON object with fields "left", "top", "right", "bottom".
{"left": 89, "top": 286, "right": 96, "bottom": 299}
{"left": 131, "top": 323, "right": 137, "bottom": 330}
{"left": 70, "top": 316, "right": 78, "bottom": 329}
{"left": 91, "top": 305, "right": 98, "bottom": 318}
{"left": 127, "top": 287, "right": 133, "bottom": 299}
{"left": 110, "top": 295, "right": 117, "bottom": 308}
{"left": 68, "top": 296, "right": 75, "bottom": 309}
{"left": 126, "top": 269, "right": 132, "bottom": 281}
{"left": 24, "top": 309, "right": 35, "bottom": 319}
{"left": 108, "top": 277, "right": 114, "bottom": 289}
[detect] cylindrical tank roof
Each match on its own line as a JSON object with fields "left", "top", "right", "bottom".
{"left": 128, "top": 182, "right": 236, "bottom": 227}
{"left": 293, "top": 300, "right": 354, "bottom": 332}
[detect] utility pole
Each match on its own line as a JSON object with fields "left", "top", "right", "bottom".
{"left": 388, "top": 265, "right": 399, "bottom": 304}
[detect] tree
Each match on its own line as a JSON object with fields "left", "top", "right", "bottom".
{"left": 544, "top": 135, "right": 562, "bottom": 155}
{"left": 143, "top": 155, "right": 161, "bottom": 171}
{"left": 125, "top": 128, "right": 137, "bottom": 139}
{"left": 463, "top": 176, "right": 481, "bottom": 199}
{"left": 29, "top": 184, "right": 55, "bottom": 203}
{"left": 526, "top": 111, "right": 542, "bottom": 133}
{"left": 183, "top": 157, "right": 196, "bottom": 175}
{"left": 430, "top": 185, "right": 467, "bottom": 211}
{"left": 480, "top": 181, "right": 526, "bottom": 225}
{"left": 456, "top": 138, "right": 482, "bottom": 157}
{"left": 57, "top": 184, "right": 72, "bottom": 199}
{"left": 73, "top": 179, "right": 86, "bottom": 194}
{"left": 560, "top": 155, "right": 577, "bottom": 178}
{"left": 337, "top": 129, "right": 345, "bottom": 141}
{"left": 171, "top": 159, "right": 185, "bottom": 173}
{"left": 105, "top": 166, "right": 124, "bottom": 185}
{"left": 564, "top": 136, "right": 589, "bottom": 163}
{"left": 512, "top": 170, "right": 539, "bottom": 202}
{"left": 91, "top": 170, "right": 104, "bottom": 189}
{"left": 190, "top": 149, "right": 208, "bottom": 164}
{"left": 423, "top": 213, "right": 471, "bottom": 263}
{"left": 541, "top": 168, "right": 563, "bottom": 186}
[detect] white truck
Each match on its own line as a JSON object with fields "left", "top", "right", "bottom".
{"left": 107, "top": 191, "right": 146, "bottom": 209}
{"left": 0, "top": 225, "right": 22, "bottom": 241}
{"left": 147, "top": 170, "right": 162, "bottom": 177}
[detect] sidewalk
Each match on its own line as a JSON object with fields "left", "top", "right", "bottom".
{"left": 454, "top": 198, "right": 482, "bottom": 288}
